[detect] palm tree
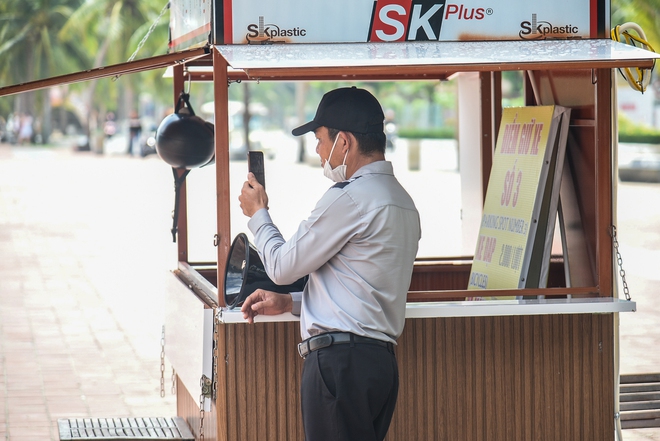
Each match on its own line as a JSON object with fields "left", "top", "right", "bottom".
{"left": 612, "top": 0, "right": 660, "bottom": 49}
{"left": 58, "top": 0, "right": 170, "bottom": 143}
{"left": 0, "top": 0, "right": 88, "bottom": 142}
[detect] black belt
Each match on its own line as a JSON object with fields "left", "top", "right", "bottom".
{"left": 297, "top": 332, "right": 394, "bottom": 359}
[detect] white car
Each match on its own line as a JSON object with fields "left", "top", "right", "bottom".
{"left": 619, "top": 142, "right": 660, "bottom": 182}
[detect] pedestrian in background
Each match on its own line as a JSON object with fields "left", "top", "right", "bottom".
{"left": 128, "top": 110, "right": 142, "bottom": 156}
{"left": 18, "top": 113, "right": 33, "bottom": 145}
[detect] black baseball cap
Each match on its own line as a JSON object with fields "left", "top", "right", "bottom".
{"left": 292, "top": 86, "right": 385, "bottom": 136}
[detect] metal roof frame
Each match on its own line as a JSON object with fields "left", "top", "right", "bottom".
{"left": 2, "top": 39, "right": 657, "bottom": 97}
{"left": 0, "top": 47, "right": 210, "bottom": 97}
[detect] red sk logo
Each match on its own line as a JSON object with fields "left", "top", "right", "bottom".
{"left": 369, "top": 0, "right": 446, "bottom": 42}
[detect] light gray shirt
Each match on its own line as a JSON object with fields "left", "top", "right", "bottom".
{"left": 248, "top": 160, "right": 421, "bottom": 343}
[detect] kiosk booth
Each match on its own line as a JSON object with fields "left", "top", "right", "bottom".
{"left": 1, "top": 0, "right": 659, "bottom": 439}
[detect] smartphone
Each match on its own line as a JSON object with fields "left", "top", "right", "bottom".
{"left": 248, "top": 151, "right": 265, "bottom": 189}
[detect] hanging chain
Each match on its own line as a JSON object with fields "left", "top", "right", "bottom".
{"left": 113, "top": 1, "right": 170, "bottom": 81}
{"left": 611, "top": 225, "right": 631, "bottom": 301}
{"left": 198, "top": 312, "right": 218, "bottom": 440}
{"left": 171, "top": 367, "right": 176, "bottom": 395}
{"left": 160, "top": 325, "right": 166, "bottom": 398}
{"left": 199, "top": 375, "right": 212, "bottom": 441}
{"left": 199, "top": 385, "right": 205, "bottom": 441}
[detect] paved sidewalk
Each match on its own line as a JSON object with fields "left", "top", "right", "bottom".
{"left": 0, "top": 143, "right": 658, "bottom": 440}
{"left": 0, "top": 144, "right": 177, "bottom": 440}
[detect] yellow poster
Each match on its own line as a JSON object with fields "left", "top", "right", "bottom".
{"left": 468, "top": 106, "right": 567, "bottom": 292}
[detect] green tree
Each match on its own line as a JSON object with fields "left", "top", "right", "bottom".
{"left": 612, "top": 0, "right": 660, "bottom": 90}
{"left": 59, "top": 0, "right": 170, "bottom": 141}
{"left": 0, "top": 0, "right": 88, "bottom": 142}
{"left": 612, "top": 0, "right": 660, "bottom": 49}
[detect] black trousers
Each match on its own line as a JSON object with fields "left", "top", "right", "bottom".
{"left": 300, "top": 339, "right": 399, "bottom": 441}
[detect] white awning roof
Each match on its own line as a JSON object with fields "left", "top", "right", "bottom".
{"left": 1, "top": 39, "right": 658, "bottom": 96}
{"left": 214, "top": 39, "right": 659, "bottom": 81}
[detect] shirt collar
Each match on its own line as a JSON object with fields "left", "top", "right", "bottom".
{"left": 351, "top": 160, "right": 394, "bottom": 179}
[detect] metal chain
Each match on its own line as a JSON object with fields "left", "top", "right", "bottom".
{"left": 113, "top": 1, "right": 170, "bottom": 81}
{"left": 171, "top": 366, "right": 176, "bottom": 395}
{"left": 198, "top": 388, "right": 205, "bottom": 441}
{"left": 611, "top": 225, "right": 631, "bottom": 301}
{"left": 160, "top": 325, "right": 166, "bottom": 398}
{"left": 196, "top": 312, "right": 219, "bottom": 440}
{"left": 199, "top": 375, "right": 212, "bottom": 441}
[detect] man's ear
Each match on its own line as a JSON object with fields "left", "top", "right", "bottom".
{"left": 340, "top": 131, "right": 354, "bottom": 154}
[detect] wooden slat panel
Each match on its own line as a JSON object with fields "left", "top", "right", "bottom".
{"left": 463, "top": 318, "right": 475, "bottom": 437}
{"left": 214, "top": 313, "right": 228, "bottom": 441}
{"left": 425, "top": 319, "right": 438, "bottom": 439}
{"left": 443, "top": 318, "right": 458, "bottom": 439}
{"left": 222, "top": 322, "right": 304, "bottom": 441}
{"left": 264, "top": 323, "right": 277, "bottom": 438}
{"left": 510, "top": 314, "right": 523, "bottom": 440}
{"left": 560, "top": 314, "right": 572, "bottom": 441}
{"left": 222, "top": 324, "right": 235, "bottom": 441}
{"left": 387, "top": 314, "right": 614, "bottom": 440}
{"left": 176, "top": 376, "right": 217, "bottom": 441}
{"left": 211, "top": 314, "right": 613, "bottom": 441}
{"left": 532, "top": 315, "right": 543, "bottom": 437}
{"left": 409, "top": 260, "right": 570, "bottom": 291}
{"left": 484, "top": 317, "right": 497, "bottom": 437}
{"left": 409, "top": 262, "right": 471, "bottom": 294}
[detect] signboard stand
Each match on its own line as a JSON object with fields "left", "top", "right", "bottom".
{"left": 526, "top": 107, "right": 571, "bottom": 289}
{"left": 468, "top": 105, "right": 571, "bottom": 293}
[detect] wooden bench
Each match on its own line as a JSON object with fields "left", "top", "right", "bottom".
{"left": 620, "top": 373, "right": 660, "bottom": 429}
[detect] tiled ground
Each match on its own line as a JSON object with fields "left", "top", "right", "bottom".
{"left": 0, "top": 144, "right": 177, "bottom": 440}
{"left": 0, "top": 142, "right": 658, "bottom": 440}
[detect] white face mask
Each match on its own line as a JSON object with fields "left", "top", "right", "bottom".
{"left": 323, "top": 133, "right": 348, "bottom": 182}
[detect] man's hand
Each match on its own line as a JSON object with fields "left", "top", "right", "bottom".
{"left": 241, "top": 290, "right": 293, "bottom": 324}
{"left": 239, "top": 172, "right": 269, "bottom": 218}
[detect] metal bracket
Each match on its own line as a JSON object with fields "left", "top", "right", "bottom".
{"left": 200, "top": 374, "right": 212, "bottom": 398}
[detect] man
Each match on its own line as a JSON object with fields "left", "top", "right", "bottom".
{"left": 238, "top": 86, "right": 421, "bottom": 441}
